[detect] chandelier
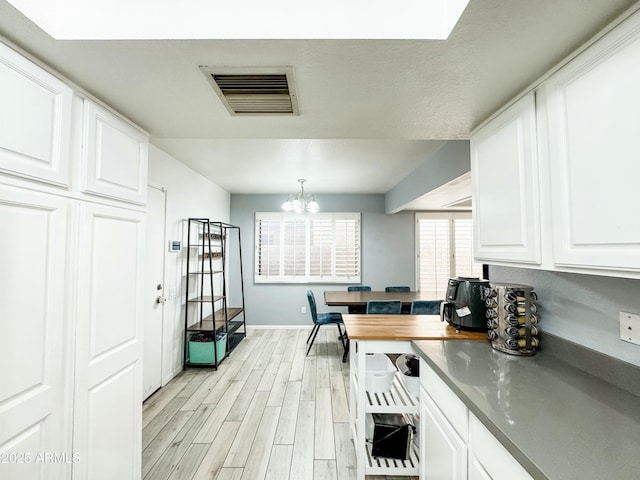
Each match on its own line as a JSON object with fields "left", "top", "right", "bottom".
{"left": 281, "top": 179, "right": 320, "bottom": 213}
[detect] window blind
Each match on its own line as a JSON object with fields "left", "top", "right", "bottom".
{"left": 255, "top": 212, "right": 361, "bottom": 283}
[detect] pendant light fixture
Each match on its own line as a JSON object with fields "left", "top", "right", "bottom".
{"left": 281, "top": 179, "right": 320, "bottom": 213}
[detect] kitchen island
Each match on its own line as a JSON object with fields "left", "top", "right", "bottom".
{"left": 342, "top": 314, "right": 486, "bottom": 479}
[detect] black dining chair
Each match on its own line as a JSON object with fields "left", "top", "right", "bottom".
{"left": 366, "top": 300, "right": 402, "bottom": 314}
{"left": 306, "top": 290, "right": 348, "bottom": 361}
{"left": 347, "top": 285, "right": 371, "bottom": 314}
{"left": 385, "top": 286, "right": 411, "bottom": 292}
{"left": 410, "top": 300, "right": 443, "bottom": 315}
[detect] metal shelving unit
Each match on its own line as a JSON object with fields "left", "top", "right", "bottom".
{"left": 184, "top": 219, "right": 246, "bottom": 368}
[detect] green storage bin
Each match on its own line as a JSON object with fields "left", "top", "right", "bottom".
{"left": 189, "top": 333, "right": 227, "bottom": 364}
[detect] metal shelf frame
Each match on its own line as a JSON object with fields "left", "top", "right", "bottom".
{"left": 183, "top": 219, "right": 246, "bottom": 369}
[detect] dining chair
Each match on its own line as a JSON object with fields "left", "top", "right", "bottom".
{"left": 347, "top": 285, "right": 371, "bottom": 314}
{"left": 410, "top": 300, "right": 443, "bottom": 315}
{"left": 306, "top": 290, "right": 348, "bottom": 360}
{"left": 366, "top": 300, "right": 402, "bottom": 314}
{"left": 385, "top": 286, "right": 411, "bottom": 292}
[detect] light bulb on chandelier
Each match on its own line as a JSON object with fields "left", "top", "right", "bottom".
{"left": 281, "top": 179, "right": 320, "bottom": 213}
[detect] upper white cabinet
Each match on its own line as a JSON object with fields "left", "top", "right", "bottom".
{"left": 541, "top": 17, "right": 640, "bottom": 273}
{"left": 0, "top": 43, "right": 73, "bottom": 187}
{"left": 471, "top": 92, "right": 541, "bottom": 265}
{"left": 472, "top": 9, "right": 640, "bottom": 278}
{"left": 82, "top": 100, "right": 148, "bottom": 205}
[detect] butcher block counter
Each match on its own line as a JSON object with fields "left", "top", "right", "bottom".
{"left": 341, "top": 314, "right": 487, "bottom": 341}
{"left": 343, "top": 314, "right": 486, "bottom": 480}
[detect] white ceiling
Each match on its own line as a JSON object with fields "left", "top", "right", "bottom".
{"left": 0, "top": 0, "right": 637, "bottom": 203}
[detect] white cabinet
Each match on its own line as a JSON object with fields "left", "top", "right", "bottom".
{"left": 0, "top": 43, "right": 73, "bottom": 187}
{"left": 0, "top": 41, "right": 146, "bottom": 480}
{"left": 72, "top": 203, "right": 145, "bottom": 480}
{"left": 541, "top": 15, "right": 640, "bottom": 273}
{"left": 82, "top": 100, "right": 148, "bottom": 205}
{"left": 472, "top": 10, "right": 640, "bottom": 278}
{"left": 420, "top": 386, "right": 467, "bottom": 480}
{"left": 470, "top": 92, "right": 541, "bottom": 265}
{"left": 418, "top": 359, "right": 533, "bottom": 480}
{"left": 0, "top": 185, "right": 72, "bottom": 480}
{"left": 468, "top": 414, "right": 533, "bottom": 480}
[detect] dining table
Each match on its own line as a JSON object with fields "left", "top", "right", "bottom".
{"left": 324, "top": 290, "right": 439, "bottom": 308}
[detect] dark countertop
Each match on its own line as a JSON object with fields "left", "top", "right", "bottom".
{"left": 412, "top": 339, "right": 640, "bottom": 480}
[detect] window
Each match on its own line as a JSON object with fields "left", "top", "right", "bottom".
{"left": 255, "top": 212, "right": 361, "bottom": 283}
{"left": 416, "top": 212, "right": 483, "bottom": 298}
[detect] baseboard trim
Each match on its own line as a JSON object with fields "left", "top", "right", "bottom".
{"left": 247, "top": 325, "right": 312, "bottom": 330}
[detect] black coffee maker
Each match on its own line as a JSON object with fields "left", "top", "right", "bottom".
{"left": 440, "top": 277, "right": 489, "bottom": 331}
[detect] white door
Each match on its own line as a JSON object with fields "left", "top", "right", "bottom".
{"left": 0, "top": 186, "right": 71, "bottom": 480}
{"left": 143, "top": 186, "right": 166, "bottom": 400}
{"left": 73, "top": 203, "right": 145, "bottom": 480}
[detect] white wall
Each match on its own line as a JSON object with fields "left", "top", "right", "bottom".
{"left": 147, "top": 144, "right": 230, "bottom": 382}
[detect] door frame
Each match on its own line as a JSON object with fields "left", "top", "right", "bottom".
{"left": 145, "top": 184, "right": 168, "bottom": 397}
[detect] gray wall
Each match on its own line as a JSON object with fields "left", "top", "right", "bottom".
{"left": 490, "top": 266, "right": 640, "bottom": 367}
{"left": 230, "top": 194, "right": 415, "bottom": 325}
{"left": 385, "top": 140, "right": 471, "bottom": 213}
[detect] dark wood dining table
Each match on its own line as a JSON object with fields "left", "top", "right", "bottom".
{"left": 323, "top": 290, "right": 439, "bottom": 307}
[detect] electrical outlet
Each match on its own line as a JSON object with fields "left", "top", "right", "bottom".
{"left": 619, "top": 311, "right": 640, "bottom": 346}
{"left": 301, "top": 306, "right": 307, "bottom": 314}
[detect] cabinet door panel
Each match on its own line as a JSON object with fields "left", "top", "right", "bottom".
{"left": 0, "top": 43, "right": 72, "bottom": 186}
{"left": 73, "top": 204, "right": 144, "bottom": 480}
{"left": 82, "top": 101, "right": 148, "bottom": 205}
{"left": 420, "top": 388, "right": 467, "bottom": 480}
{"left": 544, "top": 20, "right": 640, "bottom": 271}
{"left": 469, "top": 414, "right": 532, "bottom": 480}
{"left": 471, "top": 93, "right": 541, "bottom": 264}
{"left": 0, "top": 186, "right": 70, "bottom": 480}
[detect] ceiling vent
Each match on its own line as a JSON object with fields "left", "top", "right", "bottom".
{"left": 200, "top": 66, "right": 299, "bottom": 116}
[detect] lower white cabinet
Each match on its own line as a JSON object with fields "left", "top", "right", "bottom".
{"left": 420, "top": 386, "right": 467, "bottom": 479}
{"left": 468, "top": 456, "right": 493, "bottom": 480}
{"left": 468, "top": 414, "right": 533, "bottom": 480}
{"left": 419, "top": 358, "right": 533, "bottom": 480}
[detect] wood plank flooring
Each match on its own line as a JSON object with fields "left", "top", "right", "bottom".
{"left": 142, "top": 327, "right": 417, "bottom": 480}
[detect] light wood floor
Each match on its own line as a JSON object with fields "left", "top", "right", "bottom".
{"left": 142, "top": 327, "right": 416, "bottom": 480}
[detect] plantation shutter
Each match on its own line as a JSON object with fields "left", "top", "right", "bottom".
{"left": 334, "top": 214, "right": 360, "bottom": 278}
{"left": 417, "top": 213, "right": 482, "bottom": 298}
{"left": 255, "top": 212, "right": 360, "bottom": 283}
{"left": 255, "top": 214, "right": 281, "bottom": 278}
{"left": 283, "top": 216, "right": 306, "bottom": 277}
{"left": 454, "top": 219, "right": 482, "bottom": 278}
{"left": 418, "top": 218, "right": 451, "bottom": 298}
{"left": 309, "top": 216, "right": 333, "bottom": 277}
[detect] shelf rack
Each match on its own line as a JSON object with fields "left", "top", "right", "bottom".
{"left": 184, "top": 219, "right": 246, "bottom": 368}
